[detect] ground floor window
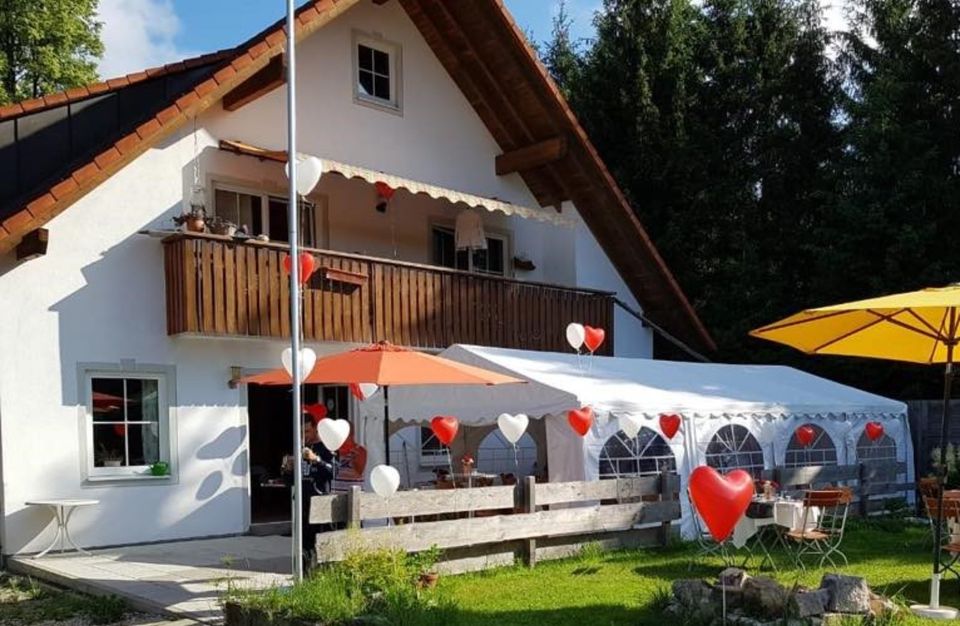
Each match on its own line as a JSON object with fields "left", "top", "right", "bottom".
{"left": 705, "top": 424, "right": 765, "bottom": 477}
{"left": 599, "top": 427, "right": 676, "bottom": 479}
{"left": 784, "top": 423, "right": 838, "bottom": 467}
{"left": 86, "top": 372, "right": 169, "bottom": 478}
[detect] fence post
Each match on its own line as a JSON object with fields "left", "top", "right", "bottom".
{"left": 347, "top": 486, "right": 362, "bottom": 529}
{"left": 658, "top": 473, "right": 674, "bottom": 547}
{"left": 522, "top": 476, "right": 537, "bottom": 568}
{"left": 858, "top": 463, "right": 869, "bottom": 517}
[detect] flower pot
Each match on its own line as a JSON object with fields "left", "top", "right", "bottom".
{"left": 418, "top": 571, "right": 440, "bottom": 589}
{"left": 185, "top": 217, "right": 206, "bottom": 233}
{"left": 211, "top": 223, "right": 237, "bottom": 237}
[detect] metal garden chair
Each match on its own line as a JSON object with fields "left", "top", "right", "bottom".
{"left": 785, "top": 488, "right": 852, "bottom": 570}
{"left": 924, "top": 496, "right": 960, "bottom": 580}
{"left": 687, "top": 488, "right": 733, "bottom": 570}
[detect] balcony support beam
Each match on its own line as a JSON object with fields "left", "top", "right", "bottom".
{"left": 496, "top": 137, "right": 567, "bottom": 176}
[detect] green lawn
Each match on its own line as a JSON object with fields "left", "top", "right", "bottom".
{"left": 437, "top": 520, "right": 951, "bottom": 625}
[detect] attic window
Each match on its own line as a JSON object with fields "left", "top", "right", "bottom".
{"left": 353, "top": 33, "right": 401, "bottom": 112}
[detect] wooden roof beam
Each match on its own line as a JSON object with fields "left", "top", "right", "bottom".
{"left": 496, "top": 137, "right": 567, "bottom": 176}
{"left": 223, "top": 54, "right": 286, "bottom": 112}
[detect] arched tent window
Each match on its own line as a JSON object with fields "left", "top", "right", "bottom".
{"left": 706, "top": 425, "right": 765, "bottom": 476}
{"left": 784, "top": 424, "right": 838, "bottom": 467}
{"left": 599, "top": 427, "right": 676, "bottom": 479}
{"left": 477, "top": 430, "right": 538, "bottom": 477}
{"left": 857, "top": 429, "right": 898, "bottom": 463}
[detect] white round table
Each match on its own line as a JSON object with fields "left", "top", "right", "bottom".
{"left": 25, "top": 499, "right": 99, "bottom": 558}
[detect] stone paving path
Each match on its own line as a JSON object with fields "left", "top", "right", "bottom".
{"left": 8, "top": 536, "right": 291, "bottom": 624}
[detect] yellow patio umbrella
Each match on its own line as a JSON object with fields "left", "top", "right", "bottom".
{"left": 751, "top": 284, "right": 960, "bottom": 619}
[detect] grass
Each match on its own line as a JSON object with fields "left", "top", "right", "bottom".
{"left": 434, "top": 520, "right": 949, "bottom": 625}
{"left": 0, "top": 572, "right": 128, "bottom": 625}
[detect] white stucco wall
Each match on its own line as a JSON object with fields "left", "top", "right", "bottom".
{"left": 0, "top": 0, "right": 651, "bottom": 553}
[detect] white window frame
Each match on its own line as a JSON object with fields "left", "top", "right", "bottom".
{"left": 79, "top": 363, "right": 177, "bottom": 483}
{"left": 430, "top": 223, "right": 512, "bottom": 277}
{"left": 418, "top": 426, "right": 448, "bottom": 467}
{"left": 212, "top": 181, "right": 325, "bottom": 248}
{"left": 352, "top": 31, "right": 403, "bottom": 113}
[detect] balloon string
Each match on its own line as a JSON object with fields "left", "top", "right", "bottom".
{"left": 513, "top": 443, "right": 519, "bottom": 474}
{"left": 447, "top": 446, "right": 456, "bottom": 490}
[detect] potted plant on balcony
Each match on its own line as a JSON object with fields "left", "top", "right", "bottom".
{"left": 207, "top": 215, "right": 237, "bottom": 237}
{"left": 149, "top": 461, "right": 170, "bottom": 477}
{"left": 173, "top": 207, "right": 207, "bottom": 233}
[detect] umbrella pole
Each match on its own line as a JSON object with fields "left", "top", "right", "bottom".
{"left": 914, "top": 333, "right": 957, "bottom": 619}
{"left": 383, "top": 386, "right": 391, "bottom": 469}
{"left": 933, "top": 360, "right": 954, "bottom": 601}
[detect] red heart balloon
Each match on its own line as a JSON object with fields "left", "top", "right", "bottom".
{"left": 568, "top": 407, "right": 594, "bottom": 437}
{"left": 688, "top": 466, "right": 754, "bottom": 542}
{"left": 659, "top": 414, "right": 681, "bottom": 439}
{"left": 583, "top": 326, "right": 606, "bottom": 353}
{"left": 431, "top": 416, "right": 459, "bottom": 446}
{"left": 303, "top": 404, "right": 328, "bottom": 424}
{"left": 283, "top": 252, "right": 316, "bottom": 284}
{"left": 865, "top": 422, "right": 884, "bottom": 442}
{"left": 795, "top": 425, "right": 815, "bottom": 448}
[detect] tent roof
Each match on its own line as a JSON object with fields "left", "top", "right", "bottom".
{"left": 386, "top": 345, "right": 907, "bottom": 425}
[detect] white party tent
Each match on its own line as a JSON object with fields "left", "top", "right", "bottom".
{"left": 380, "top": 345, "right": 911, "bottom": 535}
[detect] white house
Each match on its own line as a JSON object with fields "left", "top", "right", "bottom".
{"left": 0, "top": 0, "right": 908, "bottom": 556}
{"left": 0, "top": 0, "right": 715, "bottom": 555}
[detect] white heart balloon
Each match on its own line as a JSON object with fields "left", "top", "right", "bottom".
{"left": 281, "top": 347, "right": 317, "bottom": 383}
{"left": 619, "top": 414, "right": 644, "bottom": 440}
{"left": 358, "top": 383, "right": 379, "bottom": 400}
{"left": 566, "top": 323, "right": 585, "bottom": 351}
{"left": 370, "top": 464, "right": 400, "bottom": 498}
{"left": 317, "top": 418, "right": 350, "bottom": 452}
{"left": 285, "top": 156, "right": 325, "bottom": 196}
{"left": 497, "top": 413, "right": 529, "bottom": 445}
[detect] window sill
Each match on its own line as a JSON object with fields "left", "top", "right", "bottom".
{"left": 84, "top": 473, "right": 175, "bottom": 486}
{"left": 353, "top": 95, "right": 402, "bottom": 117}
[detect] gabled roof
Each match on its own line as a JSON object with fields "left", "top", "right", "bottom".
{"left": 0, "top": 0, "right": 714, "bottom": 353}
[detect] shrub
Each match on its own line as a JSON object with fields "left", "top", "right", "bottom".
{"left": 224, "top": 545, "right": 454, "bottom": 625}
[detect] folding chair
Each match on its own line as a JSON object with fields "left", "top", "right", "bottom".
{"left": 924, "top": 496, "right": 960, "bottom": 579}
{"left": 786, "top": 488, "right": 852, "bottom": 570}
{"left": 687, "top": 488, "right": 731, "bottom": 570}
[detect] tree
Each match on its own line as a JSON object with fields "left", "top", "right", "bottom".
{"left": 554, "top": 0, "right": 844, "bottom": 364}
{"left": 0, "top": 0, "right": 103, "bottom": 104}
{"left": 541, "top": 1, "right": 584, "bottom": 97}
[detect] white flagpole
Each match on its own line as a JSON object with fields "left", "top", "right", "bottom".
{"left": 285, "top": 0, "right": 305, "bottom": 583}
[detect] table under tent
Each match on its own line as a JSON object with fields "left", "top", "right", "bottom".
{"left": 350, "top": 345, "right": 911, "bottom": 537}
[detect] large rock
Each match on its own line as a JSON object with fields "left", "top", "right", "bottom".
{"left": 820, "top": 574, "right": 871, "bottom": 614}
{"left": 672, "top": 579, "right": 713, "bottom": 608}
{"left": 790, "top": 589, "right": 830, "bottom": 618}
{"left": 743, "top": 576, "right": 789, "bottom": 617}
{"left": 718, "top": 567, "right": 750, "bottom": 589}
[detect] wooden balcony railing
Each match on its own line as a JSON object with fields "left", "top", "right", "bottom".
{"left": 162, "top": 233, "right": 614, "bottom": 354}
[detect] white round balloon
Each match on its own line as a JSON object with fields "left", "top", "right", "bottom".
{"left": 618, "top": 414, "right": 644, "bottom": 440}
{"left": 281, "top": 347, "right": 317, "bottom": 383}
{"left": 497, "top": 413, "right": 529, "bottom": 445}
{"left": 566, "top": 323, "right": 586, "bottom": 351}
{"left": 317, "top": 418, "right": 350, "bottom": 452}
{"left": 370, "top": 464, "right": 400, "bottom": 497}
{"left": 286, "top": 156, "right": 325, "bottom": 196}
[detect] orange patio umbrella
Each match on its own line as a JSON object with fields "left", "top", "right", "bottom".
{"left": 240, "top": 342, "right": 525, "bottom": 457}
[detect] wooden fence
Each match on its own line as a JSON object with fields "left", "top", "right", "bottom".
{"left": 308, "top": 475, "right": 681, "bottom": 573}
{"left": 759, "top": 461, "right": 914, "bottom": 516}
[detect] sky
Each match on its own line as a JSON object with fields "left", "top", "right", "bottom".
{"left": 96, "top": 0, "right": 845, "bottom": 79}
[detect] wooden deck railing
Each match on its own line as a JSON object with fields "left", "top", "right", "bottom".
{"left": 162, "top": 232, "right": 615, "bottom": 353}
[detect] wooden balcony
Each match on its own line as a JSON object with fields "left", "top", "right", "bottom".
{"left": 162, "top": 233, "right": 614, "bottom": 354}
